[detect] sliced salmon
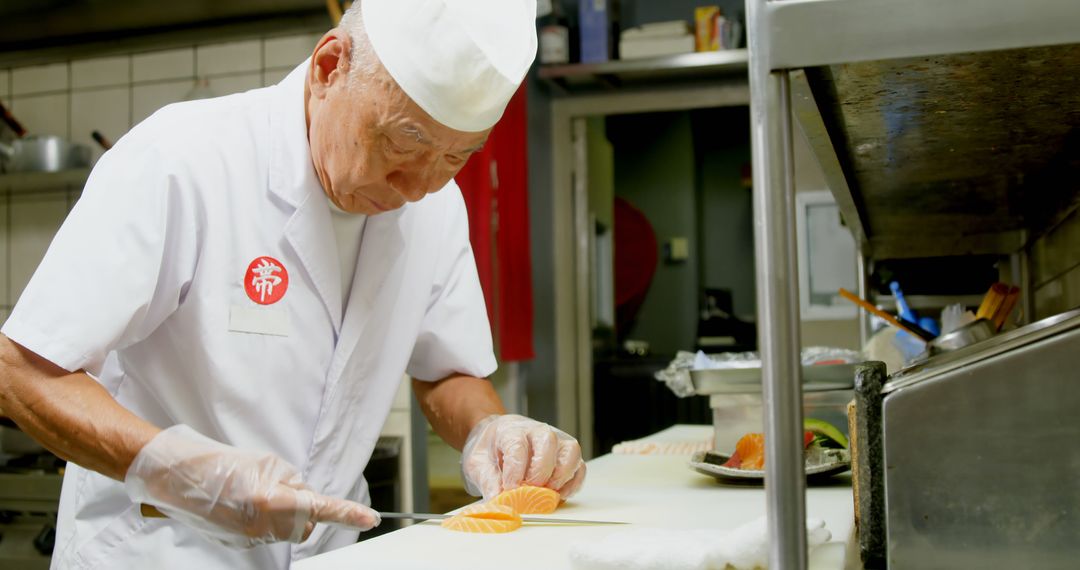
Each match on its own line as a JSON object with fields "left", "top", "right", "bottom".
{"left": 723, "top": 432, "right": 765, "bottom": 469}
{"left": 722, "top": 431, "right": 815, "bottom": 470}
{"left": 490, "top": 485, "right": 561, "bottom": 514}
{"left": 441, "top": 503, "right": 523, "bottom": 534}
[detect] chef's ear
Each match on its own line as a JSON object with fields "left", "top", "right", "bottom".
{"left": 309, "top": 30, "right": 353, "bottom": 97}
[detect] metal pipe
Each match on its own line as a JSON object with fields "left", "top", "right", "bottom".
{"left": 748, "top": 0, "right": 808, "bottom": 566}
{"left": 571, "top": 117, "right": 595, "bottom": 460}
{"left": 857, "top": 252, "right": 872, "bottom": 347}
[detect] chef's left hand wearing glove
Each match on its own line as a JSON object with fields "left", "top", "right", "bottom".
{"left": 460, "top": 414, "right": 587, "bottom": 502}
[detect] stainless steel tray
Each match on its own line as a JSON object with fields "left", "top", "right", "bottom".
{"left": 689, "top": 363, "right": 858, "bottom": 395}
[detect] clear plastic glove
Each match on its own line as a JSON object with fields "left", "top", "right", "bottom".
{"left": 461, "top": 414, "right": 587, "bottom": 501}
{"left": 125, "top": 425, "right": 380, "bottom": 548}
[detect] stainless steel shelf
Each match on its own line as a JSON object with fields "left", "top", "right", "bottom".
{"left": 0, "top": 168, "right": 90, "bottom": 194}
{"left": 767, "top": 0, "right": 1080, "bottom": 71}
{"left": 793, "top": 43, "right": 1080, "bottom": 260}
{"left": 538, "top": 49, "right": 748, "bottom": 92}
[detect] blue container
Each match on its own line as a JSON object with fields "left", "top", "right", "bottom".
{"left": 579, "top": 0, "right": 612, "bottom": 63}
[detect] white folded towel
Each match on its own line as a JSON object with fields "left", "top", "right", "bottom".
{"left": 568, "top": 517, "right": 831, "bottom": 570}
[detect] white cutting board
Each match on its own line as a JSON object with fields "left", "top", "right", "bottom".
{"left": 295, "top": 426, "right": 856, "bottom": 570}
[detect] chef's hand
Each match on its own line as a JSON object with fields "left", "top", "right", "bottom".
{"left": 125, "top": 425, "right": 380, "bottom": 548}
{"left": 461, "top": 414, "right": 587, "bottom": 502}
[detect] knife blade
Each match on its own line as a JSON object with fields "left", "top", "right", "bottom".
{"left": 140, "top": 504, "right": 627, "bottom": 525}
{"left": 380, "top": 512, "right": 628, "bottom": 525}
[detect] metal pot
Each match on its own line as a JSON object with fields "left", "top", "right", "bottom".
{"left": 0, "top": 135, "right": 91, "bottom": 173}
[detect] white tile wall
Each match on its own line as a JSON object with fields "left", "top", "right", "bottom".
{"left": 208, "top": 72, "right": 263, "bottom": 97}
{"left": 71, "top": 87, "right": 130, "bottom": 162}
{"left": 72, "top": 56, "right": 131, "bottom": 89}
{"left": 8, "top": 194, "right": 70, "bottom": 305}
{"left": 197, "top": 40, "right": 262, "bottom": 77}
{"left": 11, "top": 93, "right": 69, "bottom": 137}
{"left": 1, "top": 30, "right": 322, "bottom": 308}
{"left": 132, "top": 79, "right": 193, "bottom": 126}
{"left": 133, "top": 48, "right": 194, "bottom": 83}
{"left": 264, "top": 34, "right": 320, "bottom": 68}
{"left": 12, "top": 62, "right": 68, "bottom": 96}
{"left": 262, "top": 67, "right": 295, "bottom": 87}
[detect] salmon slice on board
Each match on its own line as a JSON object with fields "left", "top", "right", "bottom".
{"left": 441, "top": 504, "right": 523, "bottom": 534}
{"left": 490, "top": 485, "right": 560, "bottom": 514}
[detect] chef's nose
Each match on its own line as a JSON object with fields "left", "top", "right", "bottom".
{"left": 387, "top": 170, "right": 427, "bottom": 203}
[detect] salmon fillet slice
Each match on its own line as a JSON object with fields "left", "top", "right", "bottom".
{"left": 490, "top": 485, "right": 561, "bottom": 514}
{"left": 722, "top": 431, "right": 816, "bottom": 470}
{"left": 441, "top": 503, "right": 523, "bottom": 533}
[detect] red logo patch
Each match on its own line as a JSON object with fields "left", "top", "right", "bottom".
{"left": 244, "top": 256, "right": 289, "bottom": 305}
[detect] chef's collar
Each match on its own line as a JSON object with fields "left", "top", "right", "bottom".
{"left": 267, "top": 58, "right": 324, "bottom": 210}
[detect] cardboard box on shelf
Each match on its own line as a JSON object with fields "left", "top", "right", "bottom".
{"left": 619, "top": 34, "right": 695, "bottom": 60}
{"left": 619, "top": 20, "right": 694, "bottom": 60}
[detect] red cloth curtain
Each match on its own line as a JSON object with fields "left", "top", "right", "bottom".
{"left": 454, "top": 83, "right": 534, "bottom": 362}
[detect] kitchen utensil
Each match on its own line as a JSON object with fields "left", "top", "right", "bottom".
{"left": 0, "top": 101, "right": 27, "bottom": 137}
{"left": 0, "top": 135, "right": 91, "bottom": 173}
{"left": 974, "top": 282, "right": 1022, "bottom": 332}
{"left": 379, "top": 512, "right": 627, "bottom": 525}
{"left": 889, "top": 281, "right": 917, "bottom": 323}
{"left": 975, "top": 283, "right": 1009, "bottom": 321}
{"left": 940, "top": 303, "right": 976, "bottom": 334}
{"left": 139, "top": 504, "right": 627, "bottom": 525}
{"left": 917, "top": 317, "right": 940, "bottom": 337}
{"left": 925, "top": 318, "right": 995, "bottom": 354}
{"left": 991, "top": 285, "right": 1021, "bottom": 331}
{"left": 91, "top": 130, "right": 113, "bottom": 151}
{"left": 838, "top": 289, "right": 934, "bottom": 341}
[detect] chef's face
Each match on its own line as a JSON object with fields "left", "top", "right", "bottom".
{"left": 306, "top": 31, "right": 490, "bottom": 215}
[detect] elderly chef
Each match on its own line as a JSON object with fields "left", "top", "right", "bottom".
{"left": 0, "top": 0, "right": 585, "bottom": 567}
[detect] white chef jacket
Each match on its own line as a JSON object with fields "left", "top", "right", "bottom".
{"left": 327, "top": 201, "right": 367, "bottom": 306}
{"left": 1, "top": 61, "right": 497, "bottom": 569}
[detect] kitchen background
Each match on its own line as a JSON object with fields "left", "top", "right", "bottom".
{"left": 1, "top": 0, "right": 1079, "bottom": 566}
{"left": 0, "top": 31, "right": 325, "bottom": 322}
{"left": 2, "top": 0, "right": 1079, "bottom": 493}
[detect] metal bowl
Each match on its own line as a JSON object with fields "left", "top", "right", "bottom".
{"left": 928, "top": 318, "right": 995, "bottom": 354}
{"left": 0, "top": 135, "right": 90, "bottom": 173}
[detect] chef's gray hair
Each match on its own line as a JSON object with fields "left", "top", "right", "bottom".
{"left": 337, "top": 0, "right": 382, "bottom": 86}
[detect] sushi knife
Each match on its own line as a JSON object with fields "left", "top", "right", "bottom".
{"left": 380, "top": 511, "right": 628, "bottom": 525}
{"left": 140, "top": 504, "right": 627, "bottom": 525}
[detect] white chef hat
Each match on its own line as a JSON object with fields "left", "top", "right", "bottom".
{"left": 362, "top": 0, "right": 537, "bottom": 133}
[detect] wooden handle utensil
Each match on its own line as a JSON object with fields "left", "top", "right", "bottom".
{"left": 838, "top": 288, "right": 933, "bottom": 342}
